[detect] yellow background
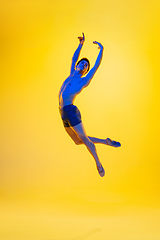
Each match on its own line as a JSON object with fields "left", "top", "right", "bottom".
{"left": 0, "top": 0, "right": 160, "bottom": 239}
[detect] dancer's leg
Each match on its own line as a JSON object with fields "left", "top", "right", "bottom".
{"left": 89, "top": 137, "right": 121, "bottom": 147}
{"left": 65, "top": 127, "right": 120, "bottom": 147}
{"left": 64, "top": 127, "right": 106, "bottom": 145}
{"left": 64, "top": 127, "right": 83, "bottom": 145}
{"left": 88, "top": 136, "right": 106, "bottom": 144}
{"left": 72, "top": 123, "right": 100, "bottom": 165}
{"left": 72, "top": 122, "right": 105, "bottom": 176}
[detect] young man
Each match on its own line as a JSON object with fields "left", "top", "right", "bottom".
{"left": 58, "top": 33, "right": 121, "bottom": 177}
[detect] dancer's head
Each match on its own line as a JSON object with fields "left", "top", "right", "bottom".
{"left": 76, "top": 58, "right": 90, "bottom": 75}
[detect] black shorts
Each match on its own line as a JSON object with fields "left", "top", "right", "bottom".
{"left": 59, "top": 104, "right": 82, "bottom": 128}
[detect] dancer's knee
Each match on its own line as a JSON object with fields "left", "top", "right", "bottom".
{"left": 79, "top": 135, "right": 88, "bottom": 143}
{"left": 75, "top": 140, "right": 83, "bottom": 145}
{"left": 80, "top": 135, "right": 95, "bottom": 148}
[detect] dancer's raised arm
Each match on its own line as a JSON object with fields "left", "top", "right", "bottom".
{"left": 70, "top": 33, "right": 85, "bottom": 74}
{"left": 81, "top": 41, "right": 104, "bottom": 87}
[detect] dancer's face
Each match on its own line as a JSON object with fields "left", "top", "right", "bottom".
{"left": 76, "top": 60, "right": 89, "bottom": 75}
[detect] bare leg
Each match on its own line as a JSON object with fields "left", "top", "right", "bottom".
{"left": 88, "top": 137, "right": 121, "bottom": 147}
{"left": 65, "top": 127, "right": 106, "bottom": 145}
{"left": 65, "top": 127, "right": 121, "bottom": 147}
{"left": 88, "top": 136, "right": 106, "bottom": 144}
{"left": 72, "top": 123, "right": 105, "bottom": 177}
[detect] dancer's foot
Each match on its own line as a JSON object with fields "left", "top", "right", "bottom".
{"left": 106, "top": 138, "right": 121, "bottom": 147}
{"left": 97, "top": 163, "right": 105, "bottom": 177}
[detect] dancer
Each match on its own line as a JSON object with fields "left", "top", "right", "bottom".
{"left": 58, "top": 33, "right": 121, "bottom": 177}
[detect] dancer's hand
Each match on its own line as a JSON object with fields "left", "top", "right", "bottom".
{"left": 78, "top": 32, "right": 85, "bottom": 44}
{"left": 93, "top": 41, "right": 103, "bottom": 49}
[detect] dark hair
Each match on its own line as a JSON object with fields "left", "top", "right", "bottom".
{"left": 76, "top": 58, "right": 90, "bottom": 74}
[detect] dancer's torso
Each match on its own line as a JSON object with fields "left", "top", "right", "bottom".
{"left": 58, "top": 75, "right": 84, "bottom": 108}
